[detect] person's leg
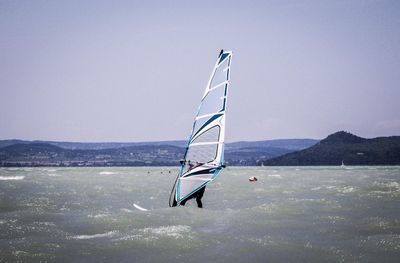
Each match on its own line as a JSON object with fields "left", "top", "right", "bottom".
{"left": 196, "top": 196, "right": 203, "bottom": 208}
{"left": 196, "top": 186, "right": 205, "bottom": 208}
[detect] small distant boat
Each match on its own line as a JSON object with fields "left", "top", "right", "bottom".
{"left": 249, "top": 176, "right": 258, "bottom": 182}
{"left": 261, "top": 162, "right": 264, "bottom": 167}
{"left": 341, "top": 160, "right": 345, "bottom": 167}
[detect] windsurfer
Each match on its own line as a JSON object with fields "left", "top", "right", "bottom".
{"left": 188, "top": 160, "right": 194, "bottom": 170}
{"left": 180, "top": 186, "right": 206, "bottom": 208}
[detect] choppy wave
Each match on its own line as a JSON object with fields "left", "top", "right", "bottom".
{"left": 1, "top": 166, "right": 399, "bottom": 261}
{"left": 385, "top": 181, "right": 400, "bottom": 190}
{"left": 314, "top": 185, "right": 356, "bottom": 193}
{"left": 268, "top": 174, "right": 281, "bottom": 178}
{"left": 373, "top": 181, "right": 400, "bottom": 190}
{"left": 0, "top": 176, "right": 25, "bottom": 180}
{"left": 370, "top": 181, "right": 400, "bottom": 195}
{"left": 69, "top": 231, "right": 117, "bottom": 240}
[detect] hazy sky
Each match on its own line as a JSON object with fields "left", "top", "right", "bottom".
{"left": 1, "top": 0, "right": 399, "bottom": 142}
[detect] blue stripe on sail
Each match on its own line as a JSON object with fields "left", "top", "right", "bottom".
{"left": 219, "top": 53, "right": 229, "bottom": 64}
{"left": 184, "top": 168, "right": 215, "bottom": 177}
{"left": 222, "top": 84, "right": 228, "bottom": 111}
{"left": 221, "top": 56, "right": 231, "bottom": 111}
{"left": 176, "top": 178, "right": 181, "bottom": 202}
{"left": 211, "top": 167, "right": 222, "bottom": 179}
{"left": 191, "top": 113, "right": 223, "bottom": 141}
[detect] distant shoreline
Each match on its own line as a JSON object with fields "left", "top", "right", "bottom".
{"left": 2, "top": 131, "right": 400, "bottom": 166}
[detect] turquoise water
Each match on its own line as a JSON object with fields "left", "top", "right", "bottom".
{"left": 0, "top": 166, "right": 399, "bottom": 262}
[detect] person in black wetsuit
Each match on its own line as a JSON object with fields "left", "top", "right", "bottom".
{"left": 180, "top": 186, "right": 206, "bottom": 208}
{"left": 171, "top": 160, "right": 206, "bottom": 208}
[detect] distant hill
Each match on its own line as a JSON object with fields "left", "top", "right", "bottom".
{"left": 0, "top": 138, "right": 317, "bottom": 167}
{"left": 0, "top": 143, "right": 184, "bottom": 166}
{"left": 0, "top": 139, "right": 187, "bottom": 150}
{"left": 264, "top": 131, "right": 400, "bottom": 166}
{"left": 225, "top": 139, "right": 317, "bottom": 151}
{"left": 0, "top": 138, "right": 317, "bottom": 151}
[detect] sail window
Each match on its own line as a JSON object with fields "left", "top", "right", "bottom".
{"left": 192, "top": 113, "right": 222, "bottom": 138}
{"left": 211, "top": 58, "right": 229, "bottom": 88}
{"left": 191, "top": 125, "right": 220, "bottom": 144}
{"left": 185, "top": 143, "right": 218, "bottom": 165}
{"left": 197, "top": 85, "right": 226, "bottom": 116}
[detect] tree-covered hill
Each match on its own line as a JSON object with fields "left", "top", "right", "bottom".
{"left": 264, "top": 131, "right": 400, "bottom": 166}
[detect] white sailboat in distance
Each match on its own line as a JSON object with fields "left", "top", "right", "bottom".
{"left": 169, "top": 49, "right": 233, "bottom": 207}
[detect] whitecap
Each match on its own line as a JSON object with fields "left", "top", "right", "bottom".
{"left": 372, "top": 181, "right": 400, "bottom": 192}
{"left": 48, "top": 173, "right": 61, "bottom": 177}
{"left": 340, "top": 186, "right": 354, "bottom": 193}
{"left": 113, "top": 234, "right": 142, "bottom": 241}
{"left": 0, "top": 176, "right": 25, "bottom": 181}
{"left": 12, "top": 251, "right": 29, "bottom": 257}
{"left": 87, "top": 214, "right": 108, "bottom": 218}
{"left": 268, "top": 174, "right": 281, "bottom": 178}
{"left": 248, "top": 235, "right": 276, "bottom": 246}
{"left": 254, "top": 203, "right": 277, "bottom": 212}
{"left": 99, "top": 171, "right": 117, "bottom": 175}
{"left": 386, "top": 182, "right": 400, "bottom": 189}
{"left": 143, "top": 225, "right": 191, "bottom": 239}
{"left": 120, "top": 208, "right": 134, "bottom": 213}
{"left": 69, "top": 231, "right": 117, "bottom": 240}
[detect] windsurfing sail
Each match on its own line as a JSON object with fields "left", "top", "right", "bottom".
{"left": 169, "top": 49, "right": 232, "bottom": 207}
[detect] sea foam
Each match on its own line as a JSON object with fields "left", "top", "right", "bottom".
{"left": 143, "top": 225, "right": 191, "bottom": 238}
{"left": 99, "top": 171, "right": 117, "bottom": 175}
{"left": 0, "top": 176, "right": 25, "bottom": 181}
{"left": 69, "top": 231, "right": 117, "bottom": 240}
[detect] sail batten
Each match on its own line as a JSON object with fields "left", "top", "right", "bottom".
{"left": 169, "top": 50, "right": 232, "bottom": 207}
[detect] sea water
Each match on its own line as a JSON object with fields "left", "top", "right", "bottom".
{"left": 0, "top": 166, "right": 399, "bottom": 262}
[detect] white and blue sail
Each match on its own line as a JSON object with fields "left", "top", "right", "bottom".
{"left": 169, "top": 50, "right": 232, "bottom": 207}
